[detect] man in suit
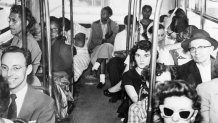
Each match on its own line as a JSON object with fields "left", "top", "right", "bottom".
{"left": 88, "top": 6, "right": 119, "bottom": 88}
{"left": 1, "top": 46, "right": 55, "bottom": 123}
{"left": 177, "top": 29, "right": 218, "bottom": 87}
{"left": 196, "top": 78, "right": 218, "bottom": 123}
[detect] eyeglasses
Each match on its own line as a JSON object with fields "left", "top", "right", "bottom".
{"left": 159, "top": 105, "right": 195, "bottom": 120}
{"left": 50, "top": 28, "right": 59, "bottom": 33}
{"left": 189, "top": 46, "right": 211, "bottom": 53}
{"left": 1, "top": 65, "right": 26, "bottom": 72}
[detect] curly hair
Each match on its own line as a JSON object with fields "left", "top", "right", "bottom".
{"left": 141, "top": 63, "right": 167, "bottom": 82}
{"left": 154, "top": 80, "right": 202, "bottom": 123}
{"left": 130, "top": 40, "right": 152, "bottom": 63}
{"left": 10, "top": 5, "right": 36, "bottom": 33}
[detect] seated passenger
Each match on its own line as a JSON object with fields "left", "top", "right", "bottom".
{"left": 88, "top": 6, "right": 119, "bottom": 89}
{"left": 106, "top": 15, "right": 135, "bottom": 102}
{"left": 127, "top": 63, "right": 172, "bottom": 123}
{"left": 176, "top": 29, "right": 218, "bottom": 87}
{"left": 8, "top": 5, "right": 42, "bottom": 86}
{"left": 1, "top": 46, "right": 55, "bottom": 123}
{"left": 155, "top": 80, "right": 201, "bottom": 123}
{"left": 50, "top": 16, "right": 76, "bottom": 77}
{"left": 148, "top": 24, "right": 174, "bottom": 65}
{"left": 50, "top": 16, "right": 76, "bottom": 118}
{"left": 117, "top": 40, "right": 152, "bottom": 122}
{"left": 196, "top": 78, "right": 218, "bottom": 123}
{"left": 58, "top": 17, "right": 90, "bottom": 82}
{"left": 140, "top": 5, "right": 153, "bottom": 39}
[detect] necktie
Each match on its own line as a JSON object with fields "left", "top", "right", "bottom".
{"left": 7, "top": 94, "right": 17, "bottom": 119}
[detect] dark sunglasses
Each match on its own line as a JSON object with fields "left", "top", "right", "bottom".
{"left": 159, "top": 105, "right": 195, "bottom": 120}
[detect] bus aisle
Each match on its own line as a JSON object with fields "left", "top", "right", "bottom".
{"left": 70, "top": 71, "right": 122, "bottom": 123}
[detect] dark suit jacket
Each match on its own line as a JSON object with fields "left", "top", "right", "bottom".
{"left": 177, "top": 56, "right": 218, "bottom": 87}
{"left": 88, "top": 19, "right": 119, "bottom": 51}
{"left": 3, "top": 85, "right": 55, "bottom": 123}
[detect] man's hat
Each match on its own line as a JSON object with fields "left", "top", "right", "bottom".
{"left": 181, "top": 29, "right": 218, "bottom": 51}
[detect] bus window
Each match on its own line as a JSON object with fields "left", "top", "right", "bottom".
{"left": 187, "top": 10, "right": 201, "bottom": 29}
{"left": 205, "top": 0, "right": 218, "bottom": 19}
{"left": 204, "top": 19, "right": 218, "bottom": 41}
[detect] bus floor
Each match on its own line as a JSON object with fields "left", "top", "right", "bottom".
{"left": 69, "top": 73, "right": 123, "bottom": 123}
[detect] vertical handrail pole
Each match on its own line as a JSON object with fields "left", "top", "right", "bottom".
{"left": 21, "top": 0, "right": 27, "bottom": 49}
{"left": 131, "top": 0, "right": 137, "bottom": 49}
{"left": 62, "top": 0, "right": 65, "bottom": 35}
{"left": 146, "top": 0, "right": 163, "bottom": 123}
{"left": 200, "top": 0, "right": 206, "bottom": 29}
{"left": 39, "top": 0, "right": 47, "bottom": 88}
{"left": 126, "top": 0, "right": 132, "bottom": 56}
{"left": 44, "top": 0, "right": 53, "bottom": 97}
{"left": 137, "top": 0, "right": 142, "bottom": 42}
{"left": 70, "top": 0, "right": 74, "bottom": 92}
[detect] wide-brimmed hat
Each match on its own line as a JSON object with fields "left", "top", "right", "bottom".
{"left": 181, "top": 29, "right": 218, "bottom": 51}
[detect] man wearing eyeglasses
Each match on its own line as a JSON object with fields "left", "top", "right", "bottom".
{"left": 177, "top": 29, "right": 218, "bottom": 87}
{"left": 1, "top": 46, "right": 55, "bottom": 123}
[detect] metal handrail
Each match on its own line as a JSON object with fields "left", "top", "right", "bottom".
{"left": 70, "top": 0, "right": 74, "bottom": 90}
{"left": 21, "top": 0, "right": 27, "bottom": 49}
{"left": 126, "top": 0, "right": 132, "bottom": 57}
{"left": 146, "top": 0, "right": 163, "bottom": 122}
{"left": 44, "top": 0, "right": 53, "bottom": 97}
{"left": 39, "top": 0, "right": 47, "bottom": 89}
{"left": 62, "top": 0, "right": 65, "bottom": 35}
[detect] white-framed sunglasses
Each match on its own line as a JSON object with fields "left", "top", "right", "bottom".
{"left": 159, "top": 105, "right": 196, "bottom": 120}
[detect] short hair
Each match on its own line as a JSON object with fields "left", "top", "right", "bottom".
{"left": 142, "top": 5, "right": 152, "bottom": 12}
{"left": 10, "top": 5, "right": 36, "bottom": 32}
{"left": 159, "top": 15, "right": 168, "bottom": 23}
{"left": 124, "top": 15, "right": 135, "bottom": 25}
{"left": 1, "top": 46, "right": 32, "bottom": 66}
{"left": 102, "top": 6, "right": 113, "bottom": 16}
{"left": 58, "top": 17, "right": 71, "bottom": 31}
{"left": 0, "top": 77, "right": 10, "bottom": 116}
{"left": 130, "top": 40, "right": 152, "bottom": 62}
{"left": 141, "top": 63, "right": 168, "bottom": 81}
{"left": 148, "top": 24, "right": 165, "bottom": 34}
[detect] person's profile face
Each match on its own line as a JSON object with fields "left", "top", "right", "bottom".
{"left": 135, "top": 49, "right": 151, "bottom": 69}
{"left": 160, "top": 96, "right": 195, "bottom": 123}
{"left": 1, "top": 52, "right": 30, "bottom": 93}
{"left": 9, "top": 12, "right": 22, "bottom": 35}
{"left": 158, "top": 29, "right": 166, "bottom": 43}
{"left": 189, "top": 39, "right": 213, "bottom": 64}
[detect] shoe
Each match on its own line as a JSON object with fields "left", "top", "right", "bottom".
{"left": 109, "top": 96, "right": 119, "bottom": 103}
{"left": 96, "top": 82, "right": 105, "bottom": 89}
{"left": 90, "top": 70, "right": 98, "bottom": 78}
{"left": 104, "top": 89, "right": 116, "bottom": 97}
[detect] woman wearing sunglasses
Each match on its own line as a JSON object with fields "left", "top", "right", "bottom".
{"left": 155, "top": 80, "right": 201, "bottom": 123}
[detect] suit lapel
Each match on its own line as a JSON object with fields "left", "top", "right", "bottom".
{"left": 211, "top": 54, "right": 218, "bottom": 79}
{"left": 18, "top": 86, "right": 33, "bottom": 119}
{"left": 189, "top": 61, "right": 202, "bottom": 86}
